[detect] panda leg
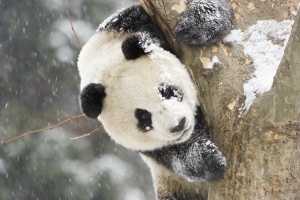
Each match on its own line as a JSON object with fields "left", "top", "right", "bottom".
{"left": 140, "top": 154, "right": 208, "bottom": 200}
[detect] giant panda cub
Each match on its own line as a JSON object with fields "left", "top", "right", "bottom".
{"left": 78, "top": 1, "right": 233, "bottom": 199}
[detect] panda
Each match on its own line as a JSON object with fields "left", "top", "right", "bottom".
{"left": 77, "top": 1, "right": 233, "bottom": 199}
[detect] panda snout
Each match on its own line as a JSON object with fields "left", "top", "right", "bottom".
{"left": 170, "top": 117, "right": 186, "bottom": 133}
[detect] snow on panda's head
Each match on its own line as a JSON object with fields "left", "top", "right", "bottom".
{"left": 78, "top": 31, "right": 198, "bottom": 151}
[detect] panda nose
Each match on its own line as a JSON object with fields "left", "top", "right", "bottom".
{"left": 170, "top": 117, "right": 186, "bottom": 133}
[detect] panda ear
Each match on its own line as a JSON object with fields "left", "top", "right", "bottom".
{"left": 122, "top": 32, "right": 155, "bottom": 60}
{"left": 79, "top": 83, "right": 106, "bottom": 119}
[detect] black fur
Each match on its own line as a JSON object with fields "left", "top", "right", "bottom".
{"left": 100, "top": 5, "right": 150, "bottom": 33}
{"left": 100, "top": 1, "right": 233, "bottom": 48}
{"left": 158, "top": 84, "right": 183, "bottom": 102}
{"left": 80, "top": 83, "right": 106, "bottom": 119}
{"left": 135, "top": 109, "right": 153, "bottom": 132}
{"left": 158, "top": 192, "right": 206, "bottom": 200}
{"left": 122, "top": 33, "right": 153, "bottom": 60}
{"left": 99, "top": 5, "right": 172, "bottom": 53}
{"left": 141, "top": 106, "right": 226, "bottom": 182}
{"left": 174, "top": 0, "right": 233, "bottom": 46}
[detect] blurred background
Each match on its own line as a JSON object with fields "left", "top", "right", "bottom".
{"left": 0, "top": 0, "right": 155, "bottom": 199}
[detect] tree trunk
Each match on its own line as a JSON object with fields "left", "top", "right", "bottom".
{"left": 140, "top": 0, "right": 300, "bottom": 199}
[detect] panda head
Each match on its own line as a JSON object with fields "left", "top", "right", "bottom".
{"left": 77, "top": 31, "right": 198, "bottom": 151}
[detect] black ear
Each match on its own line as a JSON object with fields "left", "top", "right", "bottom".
{"left": 80, "top": 83, "right": 106, "bottom": 119}
{"left": 121, "top": 32, "right": 154, "bottom": 60}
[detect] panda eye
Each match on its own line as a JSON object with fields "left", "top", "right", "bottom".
{"left": 158, "top": 84, "right": 183, "bottom": 102}
{"left": 135, "top": 109, "right": 153, "bottom": 132}
{"left": 162, "top": 87, "right": 172, "bottom": 99}
{"left": 140, "top": 111, "right": 151, "bottom": 120}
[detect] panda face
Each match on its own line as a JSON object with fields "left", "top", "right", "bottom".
{"left": 136, "top": 85, "right": 184, "bottom": 133}
{"left": 78, "top": 32, "right": 198, "bottom": 151}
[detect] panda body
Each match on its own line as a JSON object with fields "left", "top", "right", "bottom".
{"left": 78, "top": 2, "right": 233, "bottom": 199}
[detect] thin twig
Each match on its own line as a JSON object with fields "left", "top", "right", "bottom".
{"left": 1, "top": 115, "right": 86, "bottom": 145}
{"left": 96, "top": 133, "right": 100, "bottom": 158}
{"left": 70, "top": 125, "right": 103, "bottom": 140}
{"left": 66, "top": 10, "right": 83, "bottom": 49}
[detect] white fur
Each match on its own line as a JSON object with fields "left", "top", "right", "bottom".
{"left": 78, "top": 30, "right": 198, "bottom": 151}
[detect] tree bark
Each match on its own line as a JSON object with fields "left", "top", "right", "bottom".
{"left": 140, "top": 0, "right": 300, "bottom": 199}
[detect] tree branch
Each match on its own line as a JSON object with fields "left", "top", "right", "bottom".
{"left": 1, "top": 115, "right": 85, "bottom": 144}
{"left": 66, "top": 10, "right": 83, "bottom": 49}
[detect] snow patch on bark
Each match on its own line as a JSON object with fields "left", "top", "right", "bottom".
{"left": 206, "top": 56, "right": 221, "bottom": 69}
{"left": 223, "top": 20, "right": 294, "bottom": 112}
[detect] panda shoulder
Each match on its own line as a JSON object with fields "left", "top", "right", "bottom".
{"left": 97, "top": 5, "right": 151, "bottom": 33}
{"left": 96, "top": 4, "right": 172, "bottom": 52}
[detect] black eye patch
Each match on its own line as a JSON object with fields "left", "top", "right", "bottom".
{"left": 135, "top": 109, "right": 153, "bottom": 132}
{"left": 158, "top": 84, "right": 183, "bottom": 101}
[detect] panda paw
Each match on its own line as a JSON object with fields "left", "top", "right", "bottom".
{"left": 185, "top": 137, "right": 226, "bottom": 181}
{"left": 174, "top": 0, "right": 233, "bottom": 47}
{"left": 198, "top": 138, "right": 226, "bottom": 177}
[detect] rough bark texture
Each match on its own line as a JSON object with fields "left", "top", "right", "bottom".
{"left": 140, "top": 0, "right": 300, "bottom": 199}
